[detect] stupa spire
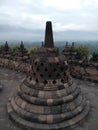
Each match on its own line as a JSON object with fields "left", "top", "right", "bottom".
{"left": 44, "top": 21, "right": 54, "bottom": 48}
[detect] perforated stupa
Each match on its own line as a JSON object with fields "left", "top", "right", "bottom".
{"left": 7, "top": 21, "right": 90, "bottom": 130}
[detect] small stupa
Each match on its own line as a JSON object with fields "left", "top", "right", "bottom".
{"left": 2, "top": 41, "right": 11, "bottom": 55}
{"left": 62, "top": 42, "right": 82, "bottom": 61}
{"left": 7, "top": 21, "right": 90, "bottom": 130}
{"left": 91, "top": 52, "right": 98, "bottom": 62}
{"left": 19, "top": 41, "right": 28, "bottom": 55}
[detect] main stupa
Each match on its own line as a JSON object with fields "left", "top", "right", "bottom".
{"left": 7, "top": 21, "right": 90, "bottom": 130}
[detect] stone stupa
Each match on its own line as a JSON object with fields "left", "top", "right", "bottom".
{"left": 7, "top": 21, "right": 90, "bottom": 130}
{"left": 2, "top": 41, "right": 11, "bottom": 55}
{"left": 19, "top": 41, "right": 28, "bottom": 55}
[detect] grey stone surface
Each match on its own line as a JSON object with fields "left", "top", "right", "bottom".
{"left": 73, "top": 79, "right": 98, "bottom": 130}
{"left": 0, "top": 67, "right": 98, "bottom": 130}
{"left": 0, "top": 67, "right": 25, "bottom": 130}
{"left": 0, "top": 84, "right": 3, "bottom": 91}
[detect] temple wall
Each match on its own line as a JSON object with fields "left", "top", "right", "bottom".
{"left": 0, "top": 57, "right": 32, "bottom": 73}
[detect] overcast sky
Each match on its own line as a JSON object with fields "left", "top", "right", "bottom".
{"left": 0, "top": 0, "right": 98, "bottom": 41}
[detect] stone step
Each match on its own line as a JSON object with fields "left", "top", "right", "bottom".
{"left": 19, "top": 82, "right": 77, "bottom": 99}
{"left": 14, "top": 93, "right": 83, "bottom": 114}
{"left": 10, "top": 96, "right": 86, "bottom": 124}
{"left": 18, "top": 87, "right": 81, "bottom": 106}
{"left": 7, "top": 100, "right": 90, "bottom": 130}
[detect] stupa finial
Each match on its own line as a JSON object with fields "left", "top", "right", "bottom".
{"left": 44, "top": 21, "right": 54, "bottom": 48}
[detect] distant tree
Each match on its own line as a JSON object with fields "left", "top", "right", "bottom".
{"left": 75, "top": 45, "right": 90, "bottom": 76}
{"left": 12, "top": 45, "right": 20, "bottom": 54}
{"left": 96, "top": 49, "right": 98, "bottom": 53}
{"left": 0, "top": 45, "right": 4, "bottom": 53}
{"left": 76, "top": 45, "right": 90, "bottom": 59}
{"left": 28, "top": 47, "right": 38, "bottom": 55}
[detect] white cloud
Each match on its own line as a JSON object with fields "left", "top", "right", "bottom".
{"left": 0, "top": 0, "right": 98, "bottom": 40}
{"left": 43, "top": 0, "right": 81, "bottom": 10}
{"left": 53, "top": 23, "right": 86, "bottom": 31}
{"left": 42, "top": 0, "right": 98, "bottom": 10}
{"left": 81, "top": 0, "right": 98, "bottom": 8}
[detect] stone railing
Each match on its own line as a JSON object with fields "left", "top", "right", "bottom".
{"left": 0, "top": 56, "right": 32, "bottom": 74}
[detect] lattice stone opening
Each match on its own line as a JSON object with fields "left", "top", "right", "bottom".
{"left": 40, "top": 74, "right": 43, "bottom": 78}
{"left": 45, "top": 67, "right": 48, "bottom": 72}
{"left": 36, "top": 78, "right": 39, "bottom": 83}
{"left": 44, "top": 80, "right": 48, "bottom": 85}
{"left": 48, "top": 74, "right": 52, "bottom": 78}
{"left": 60, "top": 67, "right": 64, "bottom": 71}
{"left": 29, "top": 76, "right": 32, "bottom": 80}
{"left": 33, "top": 72, "right": 36, "bottom": 76}
{"left": 57, "top": 73, "right": 60, "bottom": 77}
{"left": 53, "top": 80, "right": 56, "bottom": 84}
{"left": 64, "top": 72, "right": 66, "bottom": 76}
{"left": 34, "top": 62, "right": 37, "bottom": 65}
{"left": 36, "top": 67, "right": 39, "bottom": 71}
{"left": 53, "top": 68, "right": 57, "bottom": 72}
{"left": 61, "top": 78, "right": 64, "bottom": 83}
{"left": 40, "top": 63, "right": 44, "bottom": 66}
{"left": 57, "top": 63, "right": 59, "bottom": 65}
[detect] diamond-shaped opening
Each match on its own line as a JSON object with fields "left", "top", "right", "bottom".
{"left": 36, "top": 79, "right": 38, "bottom": 83}
{"left": 64, "top": 72, "right": 66, "bottom": 76}
{"left": 36, "top": 67, "right": 39, "bottom": 71}
{"left": 45, "top": 67, "right": 48, "bottom": 72}
{"left": 61, "top": 79, "right": 64, "bottom": 83}
{"left": 33, "top": 72, "right": 36, "bottom": 76}
{"left": 57, "top": 63, "right": 59, "bottom": 65}
{"left": 40, "top": 74, "right": 43, "bottom": 77}
{"left": 53, "top": 68, "right": 56, "bottom": 72}
{"left": 29, "top": 76, "right": 32, "bottom": 80}
{"left": 53, "top": 80, "right": 56, "bottom": 84}
{"left": 34, "top": 62, "right": 37, "bottom": 65}
{"left": 48, "top": 74, "right": 52, "bottom": 78}
{"left": 60, "top": 67, "right": 64, "bottom": 71}
{"left": 44, "top": 80, "right": 48, "bottom": 85}
{"left": 57, "top": 73, "right": 60, "bottom": 77}
{"left": 41, "top": 63, "right": 44, "bottom": 66}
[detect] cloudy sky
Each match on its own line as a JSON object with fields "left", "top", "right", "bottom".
{"left": 0, "top": 0, "right": 98, "bottom": 41}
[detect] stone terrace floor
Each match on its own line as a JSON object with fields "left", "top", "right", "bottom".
{"left": 0, "top": 67, "right": 98, "bottom": 130}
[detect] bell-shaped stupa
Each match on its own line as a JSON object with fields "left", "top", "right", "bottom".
{"left": 7, "top": 21, "right": 90, "bottom": 130}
